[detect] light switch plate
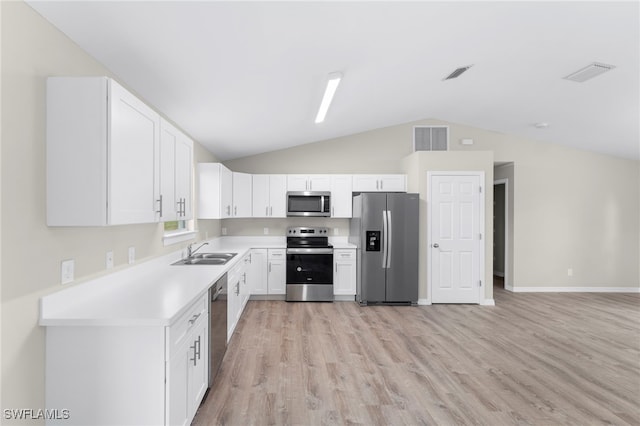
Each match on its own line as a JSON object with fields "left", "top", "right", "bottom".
{"left": 61, "top": 259, "right": 74, "bottom": 284}
{"left": 221, "top": 227, "right": 227, "bottom": 236}
{"left": 128, "top": 247, "right": 135, "bottom": 264}
{"left": 264, "top": 227, "right": 269, "bottom": 235}
{"left": 106, "top": 251, "right": 114, "bottom": 269}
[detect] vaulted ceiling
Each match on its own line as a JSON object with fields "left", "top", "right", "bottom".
{"left": 27, "top": 1, "right": 639, "bottom": 161}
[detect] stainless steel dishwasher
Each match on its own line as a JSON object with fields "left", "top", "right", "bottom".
{"left": 208, "top": 273, "right": 227, "bottom": 388}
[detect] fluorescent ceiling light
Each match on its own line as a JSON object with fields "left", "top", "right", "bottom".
{"left": 315, "top": 72, "right": 342, "bottom": 123}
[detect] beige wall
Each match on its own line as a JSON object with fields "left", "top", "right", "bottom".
{"left": 402, "top": 151, "right": 495, "bottom": 303}
{"left": 226, "top": 120, "right": 640, "bottom": 290}
{"left": 0, "top": 2, "right": 219, "bottom": 419}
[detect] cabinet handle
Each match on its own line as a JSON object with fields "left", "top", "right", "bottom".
{"left": 190, "top": 339, "right": 198, "bottom": 366}
{"left": 235, "top": 282, "right": 240, "bottom": 295}
{"left": 188, "top": 312, "right": 201, "bottom": 325}
{"left": 270, "top": 206, "right": 273, "bottom": 216}
{"left": 226, "top": 205, "right": 231, "bottom": 216}
{"left": 269, "top": 262, "right": 272, "bottom": 273}
{"left": 376, "top": 180, "right": 379, "bottom": 190}
{"left": 196, "top": 335, "right": 201, "bottom": 361}
{"left": 181, "top": 198, "right": 186, "bottom": 216}
{"left": 380, "top": 180, "right": 384, "bottom": 190}
{"left": 156, "top": 195, "right": 163, "bottom": 217}
{"left": 266, "top": 206, "right": 269, "bottom": 216}
{"left": 234, "top": 206, "right": 237, "bottom": 216}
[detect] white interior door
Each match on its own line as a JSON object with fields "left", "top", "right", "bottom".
{"left": 429, "top": 173, "right": 483, "bottom": 304}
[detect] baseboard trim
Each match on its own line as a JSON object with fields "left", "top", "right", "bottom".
{"left": 481, "top": 299, "right": 496, "bottom": 306}
{"left": 417, "top": 298, "right": 431, "bottom": 305}
{"left": 508, "top": 286, "right": 640, "bottom": 293}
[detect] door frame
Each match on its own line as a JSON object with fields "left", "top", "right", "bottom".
{"left": 427, "top": 171, "right": 485, "bottom": 304}
{"left": 493, "top": 178, "right": 509, "bottom": 290}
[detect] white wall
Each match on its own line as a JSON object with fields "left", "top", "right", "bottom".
{"left": 0, "top": 2, "right": 219, "bottom": 419}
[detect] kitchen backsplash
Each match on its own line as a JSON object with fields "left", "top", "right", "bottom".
{"left": 219, "top": 217, "right": 350, "bottom": 237}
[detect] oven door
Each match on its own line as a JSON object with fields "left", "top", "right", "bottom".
{"left": 286, "top": 248, "right": 333, "bottom": 284}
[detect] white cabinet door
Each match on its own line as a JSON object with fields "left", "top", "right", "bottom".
{"left": 252, "top": 175, "right": 286, "bottom": 218}
{"left": 334, "top": 249, "right": 357, "bottom": 296}
{"left": 379, "top": 175, "right": 407, "bottom": 192}
{"left": 309, "top": 175, "right": 332, "bottom": 191}
{"left": 187, "top": 315, "right": 208, "bottom": 418}
{"left": 160, "top": 119, "right": 193, "bottom": 222}
{"left": 160, "top": 121, "right": 178, "bottom": 222}
{"left": 46, "top": 77, "right": 162, "bottom": 226}
{"left": 252, "top": 175, "right": 270, "bottom": 217}
{"left": 352, "top": 175, "right": 379, "bottom": 192}
{"left": 248, "top": 249, "right": 268, "bottom": 294}
{"left": 268, "top": 249, "right": 286, "bottom": 295}
{"left": 232, "top": 172, "right": 252, "bottom": 217}
{"left": 352, "top": 174, "right": 406, "bottom": 192}
{"left": 287, "top": 175, "right": 308, "bottom": 191}
{"left": 269, "top": 175, "right": 287, "bottom": 217}
{"left": 109, "top": 80, "right": 161, "bottom": 225}
{"left": 330, "top": 175, "right": 353, "bottom": 218}
{"left": 168, "top": 341, "right": 189, "bottom": 426}
{"left": 198, "top": 163, "right": 232, "bottom": 219}
{"left": 174, "top": 134, "right": 193, "bottom": 220}
{"left": 220, "top": 166, "right": 233, "bottom": 218}
{"left": 287, "top": 175, "right": 331, "bottom": 192}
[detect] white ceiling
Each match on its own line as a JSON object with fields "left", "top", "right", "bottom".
{"left": 27, "top": 1, "right": 640, "bottom": 161}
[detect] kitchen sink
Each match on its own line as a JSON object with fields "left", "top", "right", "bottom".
{"left": 172, "top": 252, "right": 237, "bottom": 266}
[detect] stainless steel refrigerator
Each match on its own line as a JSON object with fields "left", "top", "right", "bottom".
{"left": 350, "top": 193, "right": 419, "bottom": 305}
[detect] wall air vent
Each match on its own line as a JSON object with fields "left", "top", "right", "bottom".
{"left": 443, "top": 65, "right": 473, "bottom": 80}
{"left": 563, "top": 62, "right": 615, "bottom": 82}
{"left": 414, "top": 126, "right": 449, "bottom": 151}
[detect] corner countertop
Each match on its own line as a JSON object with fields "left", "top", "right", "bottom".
{"left": 39, "top": 236, "right": 356, "bottom": 327}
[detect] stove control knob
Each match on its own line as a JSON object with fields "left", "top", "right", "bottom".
{"left": 297, "top": 266, "right": 302, "bottom": 272}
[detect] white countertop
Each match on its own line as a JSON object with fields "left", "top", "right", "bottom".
{"left": 40, "top": 236, "right": 356, "bottom": 327}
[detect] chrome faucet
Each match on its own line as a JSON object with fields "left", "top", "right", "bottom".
{"left": 187, "top": 242, "right": 209, "bottom": 258}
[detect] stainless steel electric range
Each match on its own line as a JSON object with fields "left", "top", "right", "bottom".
{"left": 285, "top": 227, "right": 334, "bottom": 302}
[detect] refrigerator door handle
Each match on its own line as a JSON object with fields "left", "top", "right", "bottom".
{"left": 387, "top": 209, "right": 392, "bottom": 268}
{"left": 382, "top": 210, "right": 388, "bottom": 269}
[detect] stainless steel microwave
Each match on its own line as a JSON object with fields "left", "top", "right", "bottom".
{"left": 286, "top": 192, "right": 331, "bottom": 217}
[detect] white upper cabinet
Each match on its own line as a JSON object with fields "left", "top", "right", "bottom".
{"left": 47, "top": 77, "right": 161, "bottom": 226}
{"left": 352, "top": 174, "right": 407, "bottom": 192}
{"left": 160, "top": 119, "right": 193, "bottom": 222}
{"left": 287, "top": 175, "right": 331, "bottom": 192}
{"left": 232, "top": 172, "right": 252, "bottom": 217}
{"left": 330, "top": 175, "right": 353, "bottom": 218}
{"left": 198, "top": 163, "right": 233, "bottom": 219}
{"left": 252, "top": 175, "right": 286, "bottom": 218}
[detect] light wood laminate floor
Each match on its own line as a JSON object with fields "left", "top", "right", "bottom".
{"left": 194, "top": 286, "right": 640, "bottom": 425}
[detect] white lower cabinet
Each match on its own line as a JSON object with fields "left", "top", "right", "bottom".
{"left": 227, "top": 252, "right": 252, "bottom": 341}
{"left": 333, "top": 249, "right": 357, "bottom": 296}
{"left": 44, "top": 294, "right": 209, "bottom": 426}
{"left": 267, "top": 249, "right": 286, "bottom": 295}
{"left": 248, "top": 249, "right": 268, "bottom": 294}
{"left": 168, "top": 297, "right": 208, "bottom": 426}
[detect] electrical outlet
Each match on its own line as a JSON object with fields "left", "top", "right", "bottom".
{"left": 106, "top": 251, "right": 114, "bottom": 269}
{"left": 61, "top": 259, "right": 74, "bottom": 284}
{"left": 222, "top": 227, "right": 227, "bottom": 236}
{"left": 205, "top": 231, "right": 209, "bottom": 240}
{"left": 264, "top": 227, "right": 269, "bottom": 235}
{"left": 334, "top": 228, "right": 339, "bottom": 235}
{"left": 128, "top": 247, "right": 135, "bottom": 264}
{"left": 568, "top": 268, "right": 573, "bottom": 277}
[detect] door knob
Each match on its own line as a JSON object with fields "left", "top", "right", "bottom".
{"left": 433, "top": 243, "right": 439, "bottom": 248}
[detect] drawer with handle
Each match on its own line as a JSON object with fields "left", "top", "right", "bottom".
{"left": 167, "top": 293, "right": 207, "bottom": 357}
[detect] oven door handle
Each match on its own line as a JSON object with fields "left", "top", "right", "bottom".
{"left": 286, "top": 248, "right": 334, "bottom": 255}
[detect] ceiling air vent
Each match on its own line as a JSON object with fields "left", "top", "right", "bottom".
{"left": 443, "top": 65, "right": 473, "bottom": 80}
{"left": 414, "top": 126, "right": 449, "bottom": 152}
{"left": 563, "top": 62, "right": 615, "bottom": 82}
